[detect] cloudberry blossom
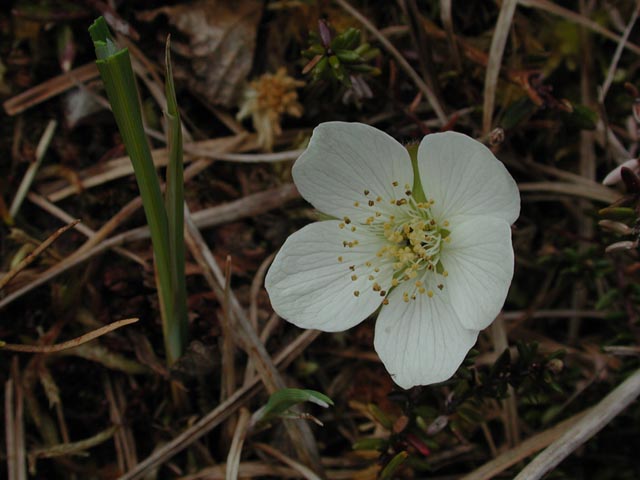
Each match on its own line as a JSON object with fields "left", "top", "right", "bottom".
{"left": 265, "top": 122, "right": 520, "bottom": 388}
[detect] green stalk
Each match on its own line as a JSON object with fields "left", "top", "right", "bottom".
{"left": 163, "top": 37, "right": 188, "bottom": 351}
{"left": 89, "top": 17, "right": 186, "bottom": 364}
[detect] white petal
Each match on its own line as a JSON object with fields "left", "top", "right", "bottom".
{"left": 265, "top": 221, "right": 394, "bottom": 332}
{"left": 441, "top": 215, "right": 514, "bottom": 330}
{"left": 374, "top": 274, "right": 478, "bottom": 389}
{"left": 293, "top": 122, "right": 414, "bottom": 222}
{"left": 418, "top": 132, "right": 520, "bottom": 224}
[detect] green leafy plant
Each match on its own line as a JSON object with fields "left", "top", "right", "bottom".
{"left": 302, "top": 20, "right": 380, "bottom": 98}
{"left": 251, "top": 388, "right": 333, "bottom": 426}
{"left": 89, "top": 18, "right": 187, "bottom": 365}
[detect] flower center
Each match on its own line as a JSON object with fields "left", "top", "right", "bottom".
{"left": 339, "top": 181, "right": 450, "bottom": 303}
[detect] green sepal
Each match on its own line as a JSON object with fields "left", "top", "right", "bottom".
{"left": 406, "top": 144, "right": 427, "bottom": 203}
{"left": 335, "top": 49, "right": 364, "bottom": 64}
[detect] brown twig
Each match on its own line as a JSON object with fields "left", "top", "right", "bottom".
{"left": 27, "top": 193, "right": 147, "bottom": 267}
{"left": 9, "top": 120, "right": 57, "bottom": 218}
{"left": 519, "top": 0, "right": 640, "bottom": 55}
{"left": 220, "top": 256, "right": 238, "bottom": 406}
{"left": 334, "top": 0, "right": 447, "bottom": 124}
{"left": 490, "top": 317, "right": 520, "bottom": 447}
{"left": 0, "top": 185, "right": 298, "bottom": 311}
{"left": 518, "top": 182, "right": 618, "bottom": 203}
{"left": 461, "top": 409, "right": 589, "bottom": 480}
{"left": 5, "top": 359, "right": 27, "bottom": 480}
{"left": 225, "top": 408, "right": 251, "bottom": 480}
{"left": 439, "top": 0, "right": 462, "bottom": 70}
{"left": 482, "top": 0, "right": 518, "bottom": 133}
{"left": 183, "top": 208, "right": 323, "bottom": 475}
{"left": 3, "top": 63, "right": 99, "bottom": 116}
{"left": 514, "top": 368, "right": 640, "bottom": 479}
{"left": 118, "top": 329, "right": 321, "bottom": 480}
{"left": 570, "top": 4, "right": 598, "bottom": 345}
{"left": 0, "top": 219, "right": 80, "bottom": 291}
{"left": 38, "top": 131, "right": 300, "bottom": 202}
{"left": 253, "top": 443, "right": 324, "bottom": 480}
{"left": 249, "top": 253, "right": 275, "bottom": 332}
{"left": 0, "top": 318, "right": 139, "bottom": 353}
{"left": 599, "top": 4, "right": 640, "bottom": 103}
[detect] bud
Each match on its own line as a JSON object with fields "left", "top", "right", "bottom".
{"left": 546, "top": 358, "right": 564, "bottom": 374}
{"left": 598, "top": 219, "right": 633, "bottom": 235}
{"left": 318, "top": 19, "right": 332, "bottom": 49}
{"left": 605, "top": 240, "right": 638, "bottom": 253}
{"left": 489, "top": 127, "right": 505, "bottom": 147}
{"left": 621, "top": 166, "right": 640, "bottom": 193}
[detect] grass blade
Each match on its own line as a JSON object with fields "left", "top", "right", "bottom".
{"left": 163, "top": 37, "right": 188, "bottom": 351}
{"left": 89, "top": 17, "right": 185, "bottom": 364}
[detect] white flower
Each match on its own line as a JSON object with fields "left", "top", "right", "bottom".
{"left": 265, "top": 122, "right": 520, "bottom": 389}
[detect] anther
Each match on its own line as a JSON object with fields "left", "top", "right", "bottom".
{"left": 344, "top": 217, "right": 351, "bottom": 224}
{"left": 368, "top": 200, "right": 375, "bottom": 207}
{"left": 353, "top": 291, "right": 360, "bottom": 297}
{"left": 351, "top": 274, "right": 358, "bottom": 281}
{"left": 364, "top": 189, "right": 370, "bottom": 195}
{"left": 427, "top": 290, "right": 434, "bottom": 298}
{"left": 392, "top": 181, "right": 399, "bottom": 187}
{"left": 382, "top": 298, "right": 389, "bottom": 305}
{"left": 437, "top": 284, "right": 444, "bottom": 290}
{"left": 337, "top": 256, "right": 343, "bottom": 262}
{"left": 349, "top": 265, "right": 355, "bottom": 271}
{"left": 354, "top": 201, "right": 360, "bottom": 207}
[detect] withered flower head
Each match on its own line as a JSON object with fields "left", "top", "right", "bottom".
{"left": 237, "top": 68, "right": 304, "bottom": 151}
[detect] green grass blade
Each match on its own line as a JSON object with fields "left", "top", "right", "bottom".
{"left": 89, "top": 17, "right": 185, "bottom": 364}
{"left": 163, "top": 37, "right": 188, "bottom": 349}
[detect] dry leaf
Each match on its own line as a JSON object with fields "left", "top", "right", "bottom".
{"left": 138, "top": 0, "right": 262, "bottom": 107}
